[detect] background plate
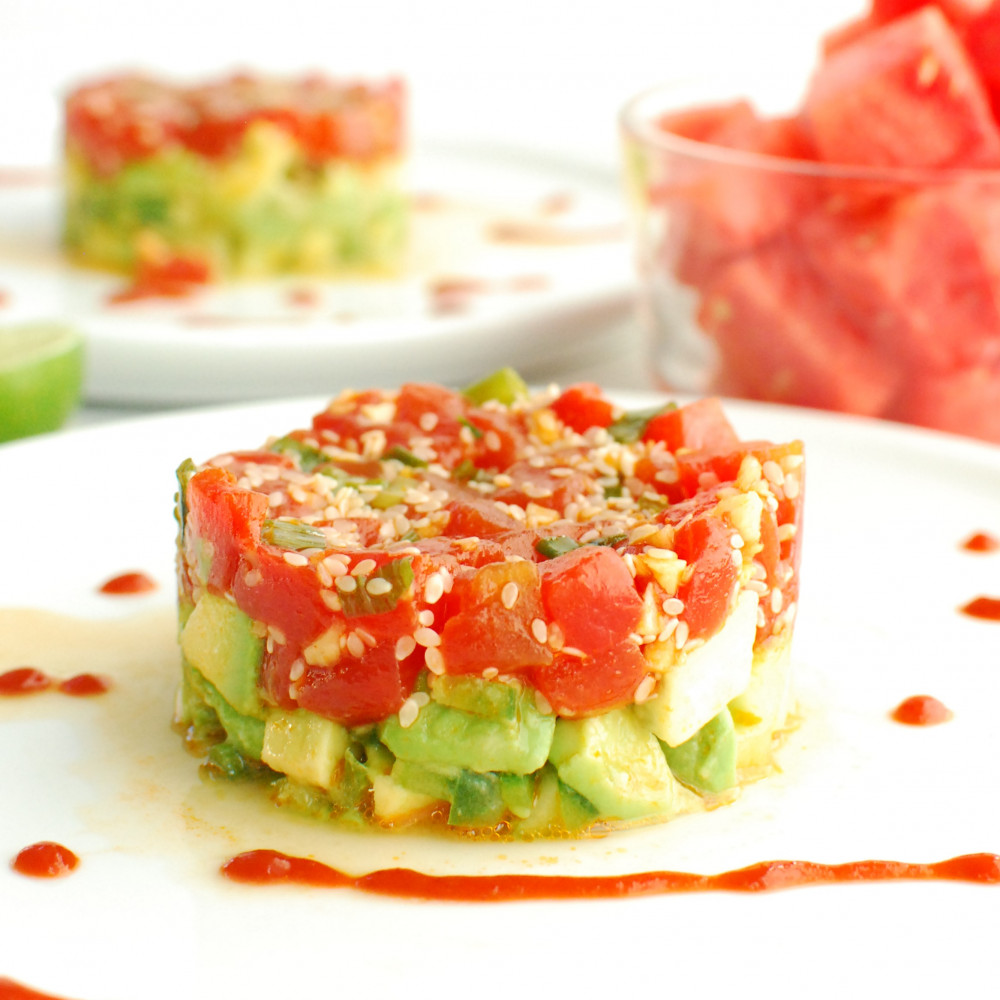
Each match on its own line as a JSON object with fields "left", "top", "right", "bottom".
{"left": 2, "top": 393, "right": 1000, "bottom": 998}
{"left": 0, "top": 145, "right": 633, "bottom": 406}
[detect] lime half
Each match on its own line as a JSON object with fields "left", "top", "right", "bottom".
{"left": 0, "top": 322, "right": 86, "bottom": 443}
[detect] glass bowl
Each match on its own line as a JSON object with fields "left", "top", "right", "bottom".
{"left": 619, "top": 80, "right": 1000, "bottom": 444}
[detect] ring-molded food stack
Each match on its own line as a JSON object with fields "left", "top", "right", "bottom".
{"left": 64, "top": 71, "right": 407, "bottom": 281}
{"left": 174, "top": 370, "right": 804, "bottom": 838}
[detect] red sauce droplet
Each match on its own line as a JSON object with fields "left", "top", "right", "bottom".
{"left": 11, "top": 842, "right": 79, "bottom": 879}
{"left": 959, "top": 596, "right": 1000, "bottom": 621}
{"left": 0, "top": 667, "right": 110, "bottom": 698}
{"left": 221, "top": 849, "right": 1000, "bottom": 901}
{"left": 58, "top": 673, "right": 111, "bottom": 697}
{"left": 961, "top": 531, "right": 1000, "bottom": 553}
{"left": 892, "top": 694, "right": 954, "bottom": 726}
{"left": 0, "top": 668, "right": 52, "bottom": 696}
{"left": 0, "top": 979, "right": 78, "bottom": 1000}
{"left": 98, "top": 571, "right": 157, "bottom": 595}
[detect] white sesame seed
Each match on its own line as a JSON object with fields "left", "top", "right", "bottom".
{"left": 531, "top": 618, "right": 549, "bottom": 644}
{"left": 657, "top": 619, "right": 678, "bottom": 643}
{"left": 534, "top": 689, "right": 554, "bottom": 715}
{"left": 366, "top": 577, "right": 393, "bottom": 596}
{"left": 501, "top": 581, "right": 520, "bottom": 609}
{"left": 547, "top": 621, "right": 565, "bottom": 651}
{"left": 674, "top": 620, "right": 689, "bottom": 650}
{"left": 335, "top": 575, "right": 358, "bottom": 593}
{"left": 771, "top": 587, "right": 784, "bottom": 614}
{"left": 484, "top": 430, "right": 502, "bottom": 452}
{"left": 634, "top": 674, "right": 657, "bottom": 704}
{"left": 353, "top": 558, "right": 377, "bottom": 577}
{"left": 395, "top": 634, "right": 417, "bottom": 661}
{"left": 424, "top": 647, "right": 445, "bottom": 674}
{"left": 320, "top": 590, "right": 342, "bottom": 611}
{"left": 289, "top": 658, "right": 306, "bottom": 682}
{"left": 282, "top": 551, "right": 309, "bottom": 567}
{"left": 661, "top": 597, "right": 685, "bottom": 616}
{"left": 346, "top": 632, "right": 366, "bottom": 658}
{"left": 418, "top": 609, "right": 435, "bottom": 626}
{"left": 423, "top": 573, "right": 445, "bottom": 605}
{"left": 414, "top": 626, "right": 441, "bottom": 648}
{"left": 419, "top": 411, "right": 439, "bottom": 432}
{"left": 398, "top": 697, "right": 420, "bottom": 728}
{"left": 243, "top": 568, "right": 262, "bottom": 587}
{"left": 762, "top": 460, "right": 785, "bottom": 486}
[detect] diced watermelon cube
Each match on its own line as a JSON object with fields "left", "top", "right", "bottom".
{"left": 870, "top": 0, "right": 990, "bottom": 27}
{"left": 821, "top": 14, "right": 878, "bottom": 56}
{"left": 652, "top": 107, "right": 818, "bottom": 286}
{"left": 655, "top": 100, "right": 756, "bottom": 143}
{"left": 962, "top": 3, "right": 1000, "bottom": 118}
{"left": 797, "top": 185, "right": 1000, "bottom": 372}
{"left": 696, "top": 242, "right": 900, "bottom": 416}
{"left": 803, "top": 6, "right": 1000, "bottom": 168}
{"left": 886, "top": 363, "right": 1000, "bottom": 440}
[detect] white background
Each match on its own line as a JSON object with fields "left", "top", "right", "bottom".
{"left": 3, "top": 0, "right": 864, "bottom": 169}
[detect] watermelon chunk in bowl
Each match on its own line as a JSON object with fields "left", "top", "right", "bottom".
{"left": 620, "top": 1, "right": 1000, "bottom": 444}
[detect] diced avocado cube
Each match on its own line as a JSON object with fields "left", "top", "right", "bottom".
{"left": 448, "top": 770, "right": 505, "bottom": 827}
{"left": 558, "top": 779, "right": 600, "bottom": 831}
{"left": 499, "top": 773, "right": 536, "bottom": 819}
{"left": 379, "top": 686, "right": 554, "bottom": 774}
{"left": 261, "top": 710, "right": 349, "bottom": 790}
{"left": 392, "top": 759, "right": 508, "bottom": 828}
{"left": 549, "top": 708, "right": 677, "bottom": 821}
{"left": 462, "top": 367, "right": 529, "bottom": 406}
{"left": 179, "top": 592, "right": 265, "bottom": 718}
{"left": 635, "top": 590, "right": 758, "bottom": 747}
{"left": 371, "top": 773, "right": 438, "bottom": 824}
{"left": 391, "top": 758, "right": 455, "bottom": 802}
{"left": 661, "top": 708, "right": 737, "bottom": 794}
{"left": 184, "top": 662, "right": 265, "bottom": 760}
{"left": 429, "top": 675, "right": 519, "bottom": 721}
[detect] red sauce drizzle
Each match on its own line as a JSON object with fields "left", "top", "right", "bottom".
{"left": 57, "top": 674, "right": 111, "bottom": 697}
{"left": 98, "top": 571, "right": 157, "bottom": 595}
{"left": 959, "top": 596, "right": 1000, "bottom": 621}
{"left": 961, "top": 531, "right": 1000, "bottom": 553}
{"left": 0, "top": 667, "right": 110, "bottom": 698}
{"left": 11, "top": 842, "right": 79, "bottom": 879}
{"left": 221, "top": 849, "right": 1000, "bottom": 901}
{"left": 0, "top": 979, "right": 77, "bottom": 1000}
{"left": 892, "top": 694, "right": 953, "bottom": 726}
{"left": 0, "top": 668, "right": 52, "bottom": 696}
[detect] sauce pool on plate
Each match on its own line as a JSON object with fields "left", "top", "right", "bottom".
{"left": 220, "top": 848, "right": 1000, "bottom": 901}
{"left": 11, "top": 842, "right": 79, "bottom": 879}
{"left": 97, "top": 571, "right": 157, "bottom": 596}
{"left": 891, "top": 695, "right": 953, "bottom": 726}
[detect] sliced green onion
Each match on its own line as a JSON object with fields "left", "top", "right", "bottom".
{"left": 270, "top": 435, "right": 329, "bottom": 473}
{"left": 340, "top": 558, "right": 414, "bottom": 617}
{"left": 384, "top": 445, "right": 428, "bottom": 468}
{"left": 536, "top": 536, "right": 581, "bottom": 559}
{"left": 175, "top": 458, "right": 197, "bottom": 533}
{"left": 608, "top": 403, "right": 676, "bottom": 444}
{"left": 262, "top": 519, "right": 328, "bottom": 551}
{"left": 459, "top": 417, "right": 484, "bottom": 439}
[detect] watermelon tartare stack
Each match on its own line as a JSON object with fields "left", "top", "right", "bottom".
{"left": 64, "top": 72, "right": 408, "bottom": 281}
{"left": 173, "top": 371, "right": 805, "bottom": 838}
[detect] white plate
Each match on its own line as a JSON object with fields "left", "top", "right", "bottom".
{"left": 0, "top": 145, "right": 633, "bottom": 406}
{"left": 2, "top": 394, "right": 1000, "bottom": 998}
